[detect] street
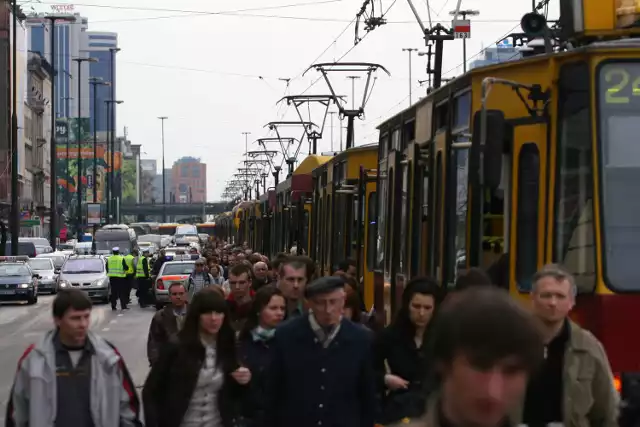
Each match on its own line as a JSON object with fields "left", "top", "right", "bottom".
{"left": 0, "top": 295, "right": 155, "bottom": 423}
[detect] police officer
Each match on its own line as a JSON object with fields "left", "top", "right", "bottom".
{"left": 106, "top": 247, "right": 129, "bottom": 311}
{"left": 136, "top": 248, "right": 152, "bottom": 308}
{"left": 124, "top": 250, "right": 135, "bottom": 305}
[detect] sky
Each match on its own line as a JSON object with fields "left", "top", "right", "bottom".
{"left": 30, "top": 0, "right": 559, "bottom": 201}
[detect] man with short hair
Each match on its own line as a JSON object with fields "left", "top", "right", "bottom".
{"left": 135, "top": 248, "right": 152, "bottom": 308}
{"left": 521, "top": 264, "right": 618, "bottom": 427}
{"left": 188, "top": 257, "right": 215, "bottom": 299}
{"left": 226, "top": 263, "right": 255, "bottom": 330}
{"left": 252, "top": 261, "right": 270, "bottom": 290}
{"left": 336, "top": 258, "right": 357, "bottom": 279}
{"left": 265, "top": 276, "right": 376, "bottom": 427}
{"left": 6, "top": 289, "right": 141, "bottom": 427}
{"left": 277, "top": 257, "right": 308, "bottom": 319}
{"left": 106, "top": 246, "right": 129, "bottom": 311}
{"left": 147, "top": 283, "right": 188, "bottom": 366}
{"left": 398, "top": 286, "right": 544, "bottom": 427}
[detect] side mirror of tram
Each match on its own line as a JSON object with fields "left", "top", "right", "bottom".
{"left": 471, "top": 110, "right": 512, "bottom": 190}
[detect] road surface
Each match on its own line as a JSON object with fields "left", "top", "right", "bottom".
{"left": 0, "top": 295, "right": 154, "bottom": 423}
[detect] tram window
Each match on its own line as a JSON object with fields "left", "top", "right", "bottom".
{"left": 433, "top": 153, "right": 443, "bottom": 280}
{"left": 554, "top": 61, "right": 596, "bottom": 293}
{"left": 333, "top": 194, "right": 345, "bottom": 264}
{"left": 399, "top": 163, "right": 409, "bottom": 274}
{"left": 302, "top": 210, "right": 309, "bottom": 255}
{"left": 376, "top": 173, "right": 387, "bottom": 270}
{"left": 454, "top": 92, "right": 471, "bottom": 129}
{"left": 316, "top": 199, "right": 323, "bottom": 260}
{"left": 367, "top": 192, "right": 377, "bottom": 271}
{"left": 453, "top": 148, "right": 469, "bottom": 280}
{"left": 326, "top": 195, "right": 332, "bottom": 268}
{"left": 385, "top": 168, "right": 395, "bottom": 272}
{"left": 516, "top": 143, "right": 540, "bottom": 291}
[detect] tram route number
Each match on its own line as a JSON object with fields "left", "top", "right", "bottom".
{"left": 602, "top": 65, "right": 640, "bottom": 104}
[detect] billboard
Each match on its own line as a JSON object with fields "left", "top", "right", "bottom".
{"left": 55, "top": 117, "right": 122, "bottom": 204}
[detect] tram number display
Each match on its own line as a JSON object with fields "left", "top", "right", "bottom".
{"left": 600, "top": 63, "right": 640, "bottom": 105}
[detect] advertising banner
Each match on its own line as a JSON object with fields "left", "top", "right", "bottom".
{"left": 87, "top": 203, "right": 101, "bottom": 225}
{"left": 56, "top": 117, "right": 122, "bottom": 204}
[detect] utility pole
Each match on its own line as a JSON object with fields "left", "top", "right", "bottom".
{"left": 450, "top": 10, "right": 479, "bottom": 73}
{"left": 9, "top": 0, "right": 18, "bottom": 254}
{"left": 158, "top": 116, "right": 168, "bottom": 222}
{"left": 44, "top": 14, "right": 73, "bottom": 249}
{"left": 105, "top": 99, "right": 123, "bottom": 223}
{"left": 72, "top": 56, "right": 97, "bottom": 239}
{"left": 346, "top": 76, "right": 361, "bottom": 110}
{"left": 89, "top": 78, "right": 109, "bottom": 205}
{"left": 402, "top": 48, "right": 418, "bottom": 106}
{"left": 328, "top": 112, "right": 336, "bottom": 151}
{"left": 108, "top": 47, "right": 120, "bottom": 223}
{"left": 63, "top": 96, "right": 73, "bottom": 206}
{"left": 242, "top": 131, "right": 251, "bottom": 200}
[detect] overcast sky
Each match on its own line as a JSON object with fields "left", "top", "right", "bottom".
{"left": 31, "top": 0, "right": 558, "bottom": 200}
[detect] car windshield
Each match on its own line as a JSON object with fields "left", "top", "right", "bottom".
{"left": 28, "top": 259, "right": 54, "bottom": 270}
{"left": 95, "top": 240, "right": 130, "bottom": 253}
{"left": 41, "top": 256, "right": 66, "bottom": 268}
{"left": 0, "top": 264, "right": 30, "bottom": 276}
{"left": 161, "top": 263, "right": 194, "bottom": 276}
{"left": 62, "top": 259, "right": 104, "bottom": 274}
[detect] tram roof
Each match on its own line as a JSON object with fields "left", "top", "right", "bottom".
{"left": 293, "top": 155, "right": 333, "bottom": 176}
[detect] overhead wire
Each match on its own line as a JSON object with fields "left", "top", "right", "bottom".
{"left": 360, "top": 22, "right": 522, "bottom": 142}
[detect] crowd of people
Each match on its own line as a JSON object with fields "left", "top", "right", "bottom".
{"left": 4, "top": 237, "right": 632, "bottom": 427}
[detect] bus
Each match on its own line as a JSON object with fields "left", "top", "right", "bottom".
{"left": 158, "top": 223, "right": 179, "bottom": 236}
{"left": 196, "top": 223, "right": 216, "bottom": 237}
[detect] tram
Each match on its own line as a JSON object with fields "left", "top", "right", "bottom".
{"left": 234, "top": 0, "right": 640, "bottom": 389}
{"left": 373, "top": 1, "right": 640, "bottom": 388}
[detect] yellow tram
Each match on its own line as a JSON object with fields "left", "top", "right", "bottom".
{"left": 374, "top": 0, "right": 640, "bottom": 386}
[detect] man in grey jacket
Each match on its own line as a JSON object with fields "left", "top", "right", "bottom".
{"left": 5, "top": 289, "right": 142, "bottom": 427}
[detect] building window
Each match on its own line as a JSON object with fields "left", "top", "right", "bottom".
{"left": 192, "top": 165, "right": 201, "bottom": 177}
{"left": 181, "top": 166, "right": 189, "bottom": 177}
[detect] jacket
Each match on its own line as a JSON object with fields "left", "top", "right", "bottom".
{"left": 238, "top": 333, "right": 276, "bottom": 426}
{"left": 142, "top": 341, "right": 246, "bottom": 427}
{"left": 147, "top": 305, "right": 184, "bottom": 366}
{"left": 513, "top": 321, "right": 619, "bottom": 427}
{"left": 5, "top": 330, "right": 142, "bottom": 427}
{"left": 264, "top": 316, "right": 377, "bottom": 427}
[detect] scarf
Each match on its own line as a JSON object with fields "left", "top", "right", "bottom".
{"left": 251, "top": 326, "right": 276, "bottom": 342}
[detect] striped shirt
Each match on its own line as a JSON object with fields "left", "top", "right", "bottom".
{"left": 180, "top": 343, "right": 224, "bottom": 427}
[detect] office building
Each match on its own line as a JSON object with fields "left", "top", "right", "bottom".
{"left": 153, "top": 169, "right": 172, "bottom": 204}
{"left": 469, "top": 40, "right": 521, "bottom": 70}
{"left": 87, "top": 31, "right": 117, "bottom": 140}
{"left": 27, "top": 12, "right": 90, "bottom": 120}
{"left": 171, "top": 157, "right": 206, "bottom": 203}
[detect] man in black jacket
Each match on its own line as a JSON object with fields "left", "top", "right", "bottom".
{"left": 265, "top": 276, "right": 376, "bottom": 427}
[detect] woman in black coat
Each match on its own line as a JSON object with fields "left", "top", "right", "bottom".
{"left": 373, "top": 276, "right": 443, "bottom": 424}
{"left": 143, "top": 288, "right": 251, "bottom": 427}
{"left": 237, "top": 285, "right": 286, "bottom": 427}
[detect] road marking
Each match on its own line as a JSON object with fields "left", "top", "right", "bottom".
{"left": 117, "top": 313, "right": 123, "bottom": 317}
{"left": 102, "top": 327, "right": 110, "bottom": 331}
{"left": 109, "top": 319, "right": 117, "bottom": 324}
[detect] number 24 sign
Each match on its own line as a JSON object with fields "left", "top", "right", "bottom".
{"left": 602, "top": 65, "right": 640, "bottom": 104}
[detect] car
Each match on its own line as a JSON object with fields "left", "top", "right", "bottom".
{"left": 153, "top": 260, "right": 195, "bottom": 310}
{"left": 138, "top": 241, "right": 157, "bottom": 254}
{"left": 0, "top": 256, "right": 39, "bottom": 304}
{"left": 58, "top": 255, "right": 110, "bottom": 303}
{"left": 27, "top": 257, "right": 58, "bottom": 294}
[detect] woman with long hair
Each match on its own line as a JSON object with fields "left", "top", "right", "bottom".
{"left": 237, "top": 285, "right": 286, "bottom": 426}
{"left": 373, "top": 276, "right": 443, "bottom": 424}
{"left": 143, "top": 289, "right": 251, "bottom": 427}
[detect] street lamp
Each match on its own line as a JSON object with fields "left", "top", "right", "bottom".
{"left": 72, "top": 56, "right": 98, "bottom": 239}
{"left": 105, "top": 99, "right": 123, "bottom": 224}
{"left": 62, "top": 95, "right": 73, "bottom": 206}
{"left": 107, "top": 47, "right": 120, "bottom": 223}
{"left": 158, "top": 116, "right": 168, "bottom": 222}
{"left": 43, "top": 13, "right": 74, "bottom": 249}
{"left": 89, "top": 78, "right": 110, "bottom": 204}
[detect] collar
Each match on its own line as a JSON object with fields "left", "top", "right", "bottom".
{"left": 53, "top": 329, "right": 95, "bottom": 354}
{"left": 172, "top": 305, "right": 187, "bottom": 316}
{"left": 227, "top": 289, "right": 255, "bottom": 302}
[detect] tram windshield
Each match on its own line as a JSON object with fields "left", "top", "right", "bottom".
{"left": 598, "top": 61, "right": 640, "bottom": 291}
